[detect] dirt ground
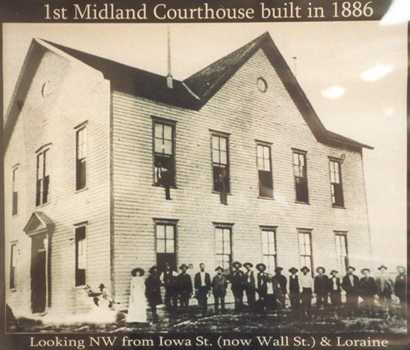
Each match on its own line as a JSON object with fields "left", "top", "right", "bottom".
{"left": 9, "top": 303, "right": 407, "bottom": 334}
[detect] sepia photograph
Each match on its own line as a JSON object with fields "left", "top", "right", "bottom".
{"left": 2, "top": 21, "right": 407, "bottom": 334}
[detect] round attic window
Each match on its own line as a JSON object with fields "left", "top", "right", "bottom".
{"left": 41, "top": 80, "right": 54, "bottom": 97}
{"left": 257, "top": 77, "right": 268, "bottom": 93}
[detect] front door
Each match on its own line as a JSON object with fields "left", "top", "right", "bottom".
{"left": 31, "top": 235, "right": 47, "bottom": 313}
{"left": 157, "top": 253, "right": 177, "bottom": 273}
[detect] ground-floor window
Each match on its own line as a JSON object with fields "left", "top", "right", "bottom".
{"left": 10, "top": 243, "right": 17, "bottom": 289}
{"left": 335, "top": 231, "right": 348, "bottom": 274}
{"left": 75, "top": 225, "right": 87, "bottom": 287}
{"left": 261, "top": 226, "right": 277, "bottom": 273}
{"left": 298, "top": 229, "right": 313, "bottom": 273}
{"left": 155, "top": 219, "right": 177, "bottom": 272}
{"left": 214, "top": 224, "right": 232, "bottom": 270}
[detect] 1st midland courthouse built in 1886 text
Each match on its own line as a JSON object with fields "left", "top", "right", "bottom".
{"left": 3, "top": 32, "right": 372, "bottom": 315}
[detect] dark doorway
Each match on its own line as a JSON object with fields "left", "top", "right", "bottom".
{"left": 157, "top": 253, "right": 177, "bottom": 273}
{"left": 31, "top": 235, "right": 47, "bottom": 314}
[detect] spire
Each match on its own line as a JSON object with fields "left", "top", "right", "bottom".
{"left": 166, "top": 25, "right": 173, "bottom": 89}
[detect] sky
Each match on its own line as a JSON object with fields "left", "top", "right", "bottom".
{"left": 3, "top": 21, "right": 407, "bottom": 267}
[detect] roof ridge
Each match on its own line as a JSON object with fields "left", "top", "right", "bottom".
{"left": 41, "top": 38, "right": 182, "bottom": 82}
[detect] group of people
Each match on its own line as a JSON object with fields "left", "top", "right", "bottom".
{"left": 125, "top": 261, "right": 407, "bottom": 324}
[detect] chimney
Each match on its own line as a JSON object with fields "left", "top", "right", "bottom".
{"left": 166, "top": 26, "right": 173, "bottom": 89}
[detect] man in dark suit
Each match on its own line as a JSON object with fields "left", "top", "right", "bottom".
{"left": 342, "top": 266, "right": 360, "bottom": 315}
{"left": 243, "top": 262, "right": 256, "bottom": 309}
{"left": 177, "top": 264, "right": 193, "bottom": 309}
{"left": 359, "top": 268, "right": 377, "bottom": 316}
{"left": 288, "top": 267, "right": 300, "bottom": 314}
{"left": 272, "top": 267, "right": 287, "bottom": 310}
{"left": 160, "top": 263, "right": 178, "bottom": 311}
{"left": 194, "top": 263, "right": 211, "bottom": 315}
{"left": 212, "top": 266, "right": 228, "bottom": 313}
{"left": 230, "top": 261, "right": 245, "bottom": 311}
{"left": 314, "top": 266, "right": 329, "bottom": 309}
{"left": 329, "top": 270, "right": 342, "bottom": 313}
{"left": 394, "top": 265, "right": 407, "bottom": 318}
{"left": 255, "top": 263, "right": 268, "bottom": 313}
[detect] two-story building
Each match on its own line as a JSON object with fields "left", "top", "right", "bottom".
{"left": 3, "top": 32, "right": 373, "bottom": 316}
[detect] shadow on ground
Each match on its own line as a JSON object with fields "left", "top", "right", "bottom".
{"left": 9, "top": 304, "right": 407, "bottom": 334}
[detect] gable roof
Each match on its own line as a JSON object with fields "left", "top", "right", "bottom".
{"left": 3, "top": 33, "right": 372, "bottom": 151}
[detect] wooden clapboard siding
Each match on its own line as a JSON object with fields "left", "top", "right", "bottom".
{"left": 111, "top": 49, "right": 371, "bottom": 306}
{"left": 4, "top": 49, "right": 111, "bottom": 315}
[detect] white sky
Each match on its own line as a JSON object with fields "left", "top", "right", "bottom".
{"left": 3, "top": 22, "right": 407, "bottom": 267}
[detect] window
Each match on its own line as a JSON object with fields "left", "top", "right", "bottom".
{"left": 329, "top": 159, "right": 344, "bottom": 207}
{"left": 211, "top": 133, "right": 230, "bottom": 193}
{"left": 257, "top": 143, "right": 273, "bottom": 197}
{"left": 214, "top": 225, "right": 232, "bottom": 270}
{"left": 76, "top": 126, "right": 87, "bottom": 190}
{"left": 335, "top": 232, "right": 348, "bottom": 274}
{"left": 155, "top": 220, "right": 177, "bottom": 271}
{"left": 261, "top": 227, "right": 277, "bottom": 273}
{"left": 298, "top": 230, "right": 313, "bottom": 273}
{"left": 36, "top": 149, "right": 49, "bottom": 206}
{"left": 153, "top": 120, "right": 176, "bottom": 188}
{"left": 293, "top": 150, "right": 309, "bottom": 203}
{"left": 75, "top": 225, "right": 87, "bottom": 286}
{"left": 10, "top": 243, "right": 17, "bottom": 289}
{"left": 12, "top": 167, "right": 18, "bottom": 215}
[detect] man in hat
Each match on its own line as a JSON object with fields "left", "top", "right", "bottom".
{"left": 288, "top": 267, "right": 300, "bottom": 315}
{"left": 230, "top": 261, "right": 245, "bottom": 311}
{"left": 314, "top": 266, "right": 329, "bottom": 309}
{"left": 255, "top": 263, "right": 268, "bottom": 313}
{"left": 299, "top": 266, "right": 313, "bottom": 319}
{"left": 177, "top": 264, "right": 193, "bottom": 309}
{"left": 394, "top": 265, "right": 407, "bottom": 317}
{"left": 359, "top": 268, "right": 377, "bottom": 316}
{"left": 160, "top": 262, "right": 178, "bottom": 312}
{"left": 272, "top": 267, "right": 287, "bottom": 310}
{"left": 243, "top": 262, "right": 256, "bottom": 310}
{"left": 145, "top": 266, "right": 162, "bottom": 323}
{"left": 329, "top": 270, "right": 342, "bottom": 313}
{"left": 194, "top": 263, "right": 211, "bottom": 315}
{"left": 375, "top": 265, "right": 393, "bottom": 318}
{"left": 212, "top": 266, "right": 228, "bottom": 313}
{"left": 342, "top": 266, "right": 360, "bottom": 315}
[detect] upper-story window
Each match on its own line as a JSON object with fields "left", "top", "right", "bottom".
{"left": 257, "top": 142, "right": 273, "bottom": 198}
{"left": 153, "top": 119, "right": 176, "bottom": 189}
{"left": 211, "top": 132, "right": 230, "bottom": 194}
{"left": 36, "top": 148, "right": 50, "bottom": 206}
{"left": 329, "top": 158, "right": 344, "bottom": 207}
{"left": 76, "top": 125, "right": 87, "bottom": 190}
{"left": 12, "top": 167, "right": 18, "bottom": 215}
{"left": 292, "top": 149, "right": 309, "bottom": 203}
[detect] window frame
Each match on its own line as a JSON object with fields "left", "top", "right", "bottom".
{"left": 152, "top": 117, "right": 177, "bottom": 188}
{"left": 36, "top": 146, "right": 50, "bottom": 207}
{"left": 260, "top": 226, "right": 277, "bottom": 273}
{"left": 329, "top": 157, "right": 345, "bottom": 208}
{"left": 210, "top": 130, "right": 230, "bottom": 194}
{"left": 74, "top": 223, "right": 87, "bottom": 287}
{"left": 335, "top": 231, "right": 349, "bottom": 274}
{"left": 75, "top": 123, "right": 88, "bottom": 191}
{"left": 12, "top": 166, "right": 18, "bottom": 215}
{"left": 292, "top": 149, "right": 309, "bottom": 204}
{"left": 297, "top": 229, "right": 313, "bottom": 275}
{"left": 213, "top": 223, "right": 233, "bottom": 271}
{"left": 9, "top": 242, "right": 17, "bottom": 290}
{"left": 256, "top": 141, "right": 273, "bottom": 198}
{"left": 153, "top": 218, "right": 178, "bottom": 270}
